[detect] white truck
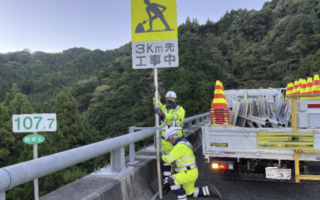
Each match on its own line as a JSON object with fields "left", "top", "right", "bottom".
{"left": 202, "top": 88, "right": 320, "bottom": 182}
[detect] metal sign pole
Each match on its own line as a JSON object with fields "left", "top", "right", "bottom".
{"left": 0, "top": 191, "right": 5, "bottom": 200}
{"left": 33, "top": 132, "right": 39, "bottom": 200}
{"left": 154, "top": 68, "right": 163, "bottom": 199}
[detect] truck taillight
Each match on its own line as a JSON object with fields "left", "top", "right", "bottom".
{"left": 218, "top": 163, "right": 229, "bottom": 169}
{"left": 212, "top": 162, "right": 234, "bottom": 170}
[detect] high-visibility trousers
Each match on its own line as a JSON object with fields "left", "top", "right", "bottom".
{"left": 171, "top": 167, "right": 198, "bottom": 195}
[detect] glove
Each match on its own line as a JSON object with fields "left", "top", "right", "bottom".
{"left": 152, "top": 87, "right": 160, "bottom": 99}
{"left": 160, "top": 151, "right": 167, "bottom": 156}
{"left": 155, "top": 108, "right": 164, "bottom": 120}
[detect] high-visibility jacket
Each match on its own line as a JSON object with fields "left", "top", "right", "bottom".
{"left": 153, "top": 98, "right": 185, "bottom": 138}
{"left": 162, "top": 138, "right": 197, "bottom": 172}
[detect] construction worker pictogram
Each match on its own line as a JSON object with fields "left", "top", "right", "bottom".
{"left": 135, "top": 0, "right": 173, "bottom": 33}
{"left": 131, "top": 0, "right": 178, "bottom": 43}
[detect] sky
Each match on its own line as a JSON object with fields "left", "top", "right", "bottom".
{"left": 0, "top": 0, "right": 270, "bottom": 53}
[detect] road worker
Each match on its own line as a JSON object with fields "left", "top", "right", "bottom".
{"left": 153, "top": 87, "right": 185, "bottom": 195}
{"left": 161, "top": 128, "right": 222, "bottom": 199}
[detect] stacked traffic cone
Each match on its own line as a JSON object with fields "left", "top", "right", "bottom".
{"left": 293, "top": 80, "right": 299, "bottom": 95}
{"left": 285, "top": 82, "right": 293, "bottom": 99}
{"left": 312, "top": 74, "right": 320, "bottom": 99}
{"left": 297, "top": 78, "right": 303, "bottom": 94}
{"left": 211, "top": 80, "right": 227, "bottom": 108}
{"left": 218, "top": 80, "right": 224, "bottom": 91}
{"left": 306, "top": 77, "right": 313, "bottom": 95}
{"left": 300, "top": 79, "right": 307, "bottom": 99}
{"left": 300, "top": 79, "right": 307, "bottom": 94}
{"left": 210, "top": 80, "right": 230, "bottom": 124}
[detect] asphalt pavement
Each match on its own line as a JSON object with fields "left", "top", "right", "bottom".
{"left": 157, "top": 148, "right": 319, "bottom": 200}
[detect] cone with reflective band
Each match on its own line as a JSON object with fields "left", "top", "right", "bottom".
{"left": 297, "top": 78, "right": 303, "bottom": 94}
{"left": 312, "top": 74, "right": 320, "bottom": 99}
{"left": 217, "top": 80, "right": 224, "bottom": 92}
{"left": 210, "top": 81, "right": 229, "bottom": 124}
{"left": 292, "top": 80, "right": 299, "bottom": 95}
{"left": 212, "top": 81, "right": 227, "bottom": 108}
{"left": 300, "top": 79, "right": 307, "bottom": 94}
{"left": 285, "top": 82, "right": 293, "bottom": 99}
{"left": 306, "top": 77, "right": 313, "bottom": 94}
{"left": 300, "top": 79, "right": 307, "bottom": 99}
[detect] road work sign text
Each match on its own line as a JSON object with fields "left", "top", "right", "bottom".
{"left": 132, "top": 40, "right": 178, "bottom": 69}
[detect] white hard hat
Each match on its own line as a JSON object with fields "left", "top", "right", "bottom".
{"left": 164, "top": 128, "right": 179, "bottom": 141}
{"left": 165, "top": 91, "right": 177, "bottom": 98}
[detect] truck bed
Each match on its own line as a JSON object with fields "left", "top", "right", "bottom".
{"left": 202, "top": 124, "right": 320, "bottom": 161}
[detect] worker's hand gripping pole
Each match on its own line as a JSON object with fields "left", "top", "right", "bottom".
{"left": 154, "top": 68, "right": 163, "bottom": 199}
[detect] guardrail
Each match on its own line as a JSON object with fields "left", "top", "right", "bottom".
{"left": 0, "top": 112, "right": 209, "bottom": 200}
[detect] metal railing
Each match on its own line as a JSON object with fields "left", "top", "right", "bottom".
{"left": 0, "top": 112, "right": 209, "bottom": 200}
{"left": 287, "top": 94, "right": 320, "bottom": 183}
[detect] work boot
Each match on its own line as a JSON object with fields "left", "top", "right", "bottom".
{"left": 162, "top": 183, "right": 171, "bottom": 195}
{"left": 208, "top": 185, "right": 222, "bottom": 199}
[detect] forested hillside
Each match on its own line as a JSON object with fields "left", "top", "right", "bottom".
{"left": 1, "top": 0, "right": 320, "bottom": 199}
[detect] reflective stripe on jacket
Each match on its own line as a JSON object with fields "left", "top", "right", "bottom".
{"left": 162, "top": 138, "right": 196, "bottom": 170}
{"left": 153, "top": 97, "right": 185, "bottom": 137}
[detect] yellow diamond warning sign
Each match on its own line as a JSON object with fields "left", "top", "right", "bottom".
{"left": 131, "top": 0, "right": 179, "bottom": 69}
{"left": 131, "top": 0, "right": 178, "bottom": 42}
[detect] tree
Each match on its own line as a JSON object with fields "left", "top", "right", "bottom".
{"left": 0, "top": 103, "right": 14, "bottom": 167}
{"left": 53, "top": 87, "right": 85, "bottom": 151}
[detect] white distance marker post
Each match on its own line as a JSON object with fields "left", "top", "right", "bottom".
{"left": 12, "top": 113, "right": 57, "bottom": 200}
{"left": 33, "top": 132, "right": 39, "bottom": 200}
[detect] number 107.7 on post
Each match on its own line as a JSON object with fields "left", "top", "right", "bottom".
{"left": 12, "top": 114, "right": 57, "bottom": 133}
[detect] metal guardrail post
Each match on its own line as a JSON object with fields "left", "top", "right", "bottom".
{"left": 196, "top": 119, "right": 200, "bottom": 126}
{"left": 188, "top": 122, "right": 192, "bottom": 130}
{"left": 201, "top": 117, "right": 205, "bottom": 122}
{"left": 0, "top": 191, "right": 5, "bottom": 200}
{"left": 128, "top": 127, "right": 139, "bottom": 166}
{"left": 111, "top": 147, "right": 126, "bottom": 173}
